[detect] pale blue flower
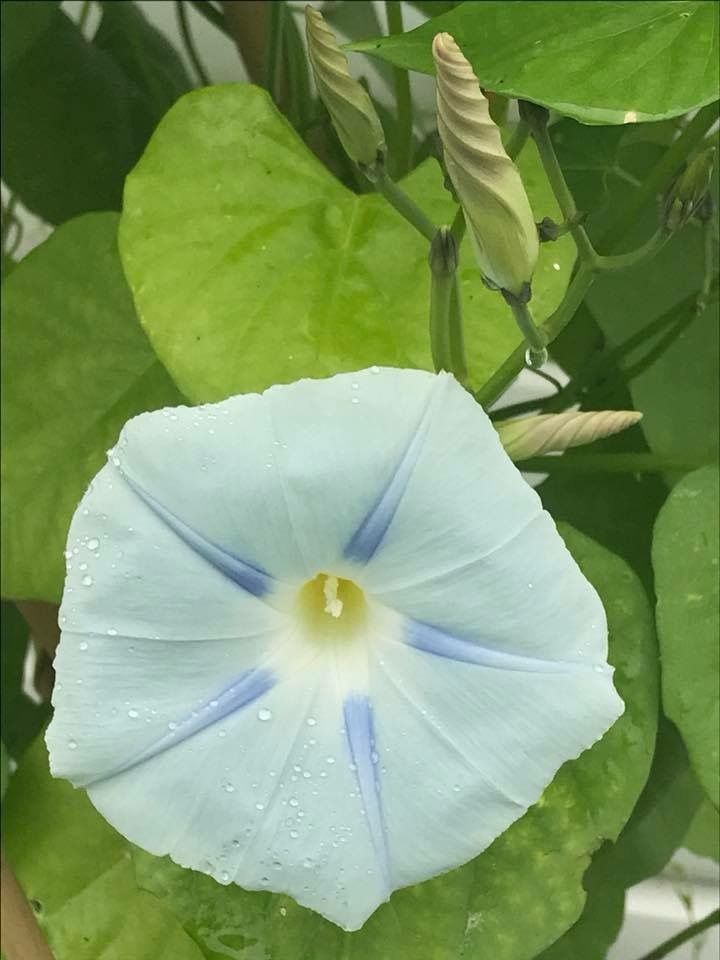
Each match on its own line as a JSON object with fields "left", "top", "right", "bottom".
{"left": 47, "top": 368, "right": 623, "bottom": 930}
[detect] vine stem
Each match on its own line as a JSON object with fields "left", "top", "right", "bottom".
{"left": 175, "top": 1, "right": 211, "bottom": 86}
{"left": 373, "top": 170, "right": 437, "bottom": 241}
{"left": 515, "top": 452, "right": 707, "bottom": 475}
{"left": 385, "top": 1, "right": 413, "bottom": 178}
{"left": 599, "top": 100, "right": 720, "bottom": 252}
{"left": 632, "top": 908, "right": 719, "bottom": 960}
{"left": 529, "top": 117, "right": 598, "bottom": 267}
{"left": 596, "top": 229, "right": 670, "bottom": 272}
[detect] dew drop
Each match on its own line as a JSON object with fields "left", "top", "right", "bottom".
{"left": 326, "top": 756, "right": 335, "bottom": 765}
{"left": 218, "top": 729, "right": 227, "bottom": 738}
{"left": 79, "top": 641, "right": 88, "bottom": 651}
{"left": 289, "top": 797, "right": 299, "bottom": 807}
{"left": 128, "top": 709, "right": 139, "bottom": 719}
{"left": 351, "top": 382, "right": 359, "bottom": 391}
{"left": 79, "top": 562, "right": 88, "bottom": 571}
{"left": 168, "top": 721, "right": 178, "bottom": 731}
{"left": 289, "top": 830, "right": 299, "bottom": 839}
{"left": 87, "top": 538, "right": 100, "bottom": 551}
{"left": 107, "top": 628, "right": 118, "bottom": 636}
{"left": 257, "top": 708, "right": 273, "bottom": 722}
{"left": 82, "top": 575, "right": 93, "bottom": 587}
{"left": 255, "top": 802, "right": 265, "bottom": 811}
{"left": 64, "top": 550, "right": 73, "bottom": 560}
{"left": 280, "top": 906, "right": 287, "bottom": 917}
{"left": 351, "top": 397, "right": 360, "bottom": 404}
{"left": 370, "top": 365, "right": 380, "bottom": 374}
{"left": 68, "top": 738, "right": 77, "bottom": 750}
{"left": 306, "top": 717, "right": 317, "bottom": 727}
{"left": 220, "top": 870, "right": 230, "bottom": 883}
{"left": 224, "top": 782, "right": 235, "bottom": 793}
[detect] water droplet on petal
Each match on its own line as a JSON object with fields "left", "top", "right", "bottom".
{"left": 107, "top": 628, "right": 118, "bottom": 637}
{"left": 87, "top": 538, "right": 100, "bottom": 551}
{"left": 68, "top": 739, "right": 77, "bottom": 750}
{"left": 220, "top": 870, "right": 230, "bottom": 882}
{"left": 257, "top": 708, "right": 272, "bottom": 722}
{"left": 79, "top": 641, "right": 88, "bottom": 651}
{"left": 81, "top": 575, "right": 93, "bottom": 587}
{"left": 326, "top": 757, "right": 335, "bottom": 765}
{"left": 255, "top": 802, "right": 265, "bottom": 811}
{"left": 306, "top": 717, "right": 317, "bottom": 727}
{"left": 128, "top": 709, "right": 139, "bottom": 719}
{"left": 289, "top": 797, "right": 299, "bottom": 807}
{"left": 224, "top": 782, "right": 235, "bottom": 793}
{"left": 168, "top": 721, "right": 178, "bottom": 731}
{"left": 370, "top": 365, "right": 380, "bottom": 374}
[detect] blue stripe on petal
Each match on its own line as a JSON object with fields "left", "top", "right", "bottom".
{"left": 118, "top": 470, "right": 272, "bottom": 597}
{"left": 85, "top": 667, "right": 276, "bottom": 785}
{"left": 343, "top": 695, "right": 392, "bottom": 889}
{"left": 406, "top": 620, "right": 609, "bottom": 675}
{"left": 344, "top": 378, "right": 447, "bottom": 564}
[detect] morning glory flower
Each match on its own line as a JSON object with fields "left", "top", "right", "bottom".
{"left": 47, "top": 367, "right": 623, "bottom": 931}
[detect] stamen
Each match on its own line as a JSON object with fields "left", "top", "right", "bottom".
{"left": 323, "top": 575, "right": 344, "bottom": 618}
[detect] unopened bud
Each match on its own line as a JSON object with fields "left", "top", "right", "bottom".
{"left": 433, "top": 33, "right": 539, "bottom": 297}
{"left": 663, "top": 147, "right": 716, "bottom": 233}
{"left": 305, "top": 7, "right": 385, "bottom": 171}
{"left": 497, "top": 410, "right": 643, "bottom": 461}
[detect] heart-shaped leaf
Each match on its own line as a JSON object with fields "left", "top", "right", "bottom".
{"left": 350, "top": 1, "right": 720, "bottom": 125}
{"left": 119, "top": 83, "right": 575, "bottom": 404}
{"left": 653, "top": 464, "right": 720, "bottom": 808}
{"left": 3, "top": 526, "right": 657, "bottom": 960}
{"left": 1, "top": 212, "right": 182, "bottom": 603}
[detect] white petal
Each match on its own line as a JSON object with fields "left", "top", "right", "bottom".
{"left": 111, "top": 368, "right": 445, "bottom": 579}
{"left": 357, "top": 378, "right": 608, "bottom": 662}
{"left": 367, "top": 628, "right": 623, "bottom": 889}
{"left": 82, "top": 652, "right": 395, "bottom": 931}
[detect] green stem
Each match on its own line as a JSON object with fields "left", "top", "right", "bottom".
{"left": 475, "top": 264, "right": 595, "bottom": 408}
{"left": 632, "top": 909, "right": 719, "bottom": 960}
{"left": 505, "top": 119, "right": 529, "bottom": 161}
{"left": 697, "top": 217, "right": 718, "bottom": 314}
{"left": 385, "top": 1, "right": 412, "bottom": 178}
{"left": 507, "top": 299, "right": 548, "bottom": 362}
{"left": 429, "top": 233, "right": 455, "bottom": 374}
{"left": 600, "top": 100, "right": 719, "bottom": 252}
{"left": 596, "top": 228, "right": 670, "bottom": 272}
{"left": 516, "top": 452, "right": 706, "bottom": 475}
{"left": 530, "top": 119, "right": 599, "bottom": 267}
{"left": 187, "top": 0, "right": 231, "bottom": 37}
{"left": 175, "top": 1, "right": 211, "bottom": 86}
{"left": 374, "top": 170, "right": 437, "bottom": 241}
{"left": 1, "top": 194, "right": 18, "bottom": 250}
{"left": 265, "top": 0, "right": 286, "bottom": 104}
{"left": 448, "top": 274, "right": 467, "bottom": 382}
{"left": 77, "top": 0, "right": 92, "bottom": 32}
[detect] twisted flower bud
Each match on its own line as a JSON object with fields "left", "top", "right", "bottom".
{"left": 305, "top": 6, "right": 385, "bottom": 171}
{"left": 497, "top": 410, "right": 643, "bottom": 461}
{"left": 433, "top": 32, "right": 539, "bottom": 297}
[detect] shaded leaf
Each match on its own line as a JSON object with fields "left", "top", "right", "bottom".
{"left": 2, "top": 741, "right": 205, "bottom": 960}
{"left": 1, "top": 213, "right": 183, "bottom": 603}
{"left": 94, "top": 0, "right": 193, "bottom": 145}
{"left": 653, "top": 464, "right": 720, "bottom": 808}
{"left": 0, "top": 602, "right": 50, "bottom": 760}
{"left": 0, "top": 0, "right": 58, "bottom": 78}
{"left": 1, "top": 8, "right": 137, "bottom": 223}
{"left": 350, "top": 1, "right": 720, "bottom": 125}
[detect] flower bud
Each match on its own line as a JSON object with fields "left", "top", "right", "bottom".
{"left": 433, "top": 32, "right": 539, "bottom": 297}
{"left": 305, "top": 6, "right": 385, "bottom": 171}
{"left": 496, "top": 410, "right": 643, "bottom": 461}
{"left": 663, "top": 147, "right": 716, "bottom": 233}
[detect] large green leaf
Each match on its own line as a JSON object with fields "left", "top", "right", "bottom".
{"left": 2, "top": 740, "right": 205, "bottom": 960}
{"left": 1, "top": 8, "right": 138, "bottom": 223}
{"left": 2, "top": 527, "right": 657, "bottom": 959}
{"left": 0, "top": 0, "right": 58, "bottom": 77}
{"left": 540, "top": 719, "right": 702, "bottom": 960}
{"left": 653, "top": 465, "right": 720, "bottom": 808}
{"left": 119, "top": 83, "right": 575, "bottom": 404}
{"left": 0, "top": 213, "right": 183, "bottom": 603}
{"left": 0, "top": 602, "right": 50, "bottom": 760}
{"left": 349, "top": 2, "right": 720, "bottom": 125}
{"left": 685, "top": 798, "right": 720, "bottom": 861}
